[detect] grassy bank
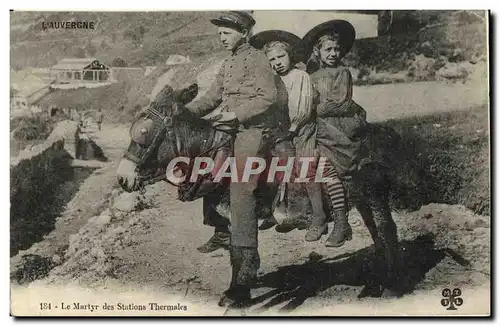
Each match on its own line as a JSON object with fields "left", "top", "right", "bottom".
{"left": 10, "top": 141, "right": 97, "bottom": 257}
{"left": 379, "top": 106, "right": 489, "bottom": 215}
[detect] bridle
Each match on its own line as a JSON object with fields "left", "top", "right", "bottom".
{"left": 123, "top": 105, "right": 233, "bottom": 192}
{"left": 123, "top": 106, "right": 179, "bottom": 191}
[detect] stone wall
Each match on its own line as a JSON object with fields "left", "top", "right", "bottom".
{"left": 11, "top": 120, "right": 79, "bottom": 167}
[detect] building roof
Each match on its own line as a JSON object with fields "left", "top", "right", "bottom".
{"left": 12, "top": 67, "right": 55, "bottom": 85}
{"left": 51, "top": 58, "right": 109, "bottom": 70}
{"left": 11, "top": 72, "right": 49, "bottom": 98}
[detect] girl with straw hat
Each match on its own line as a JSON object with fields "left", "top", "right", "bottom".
{"left": 302, "top": 20, "right": 368, "bottom": 247}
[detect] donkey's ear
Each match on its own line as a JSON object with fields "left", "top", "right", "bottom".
{"left": 174, "top": 84, "right": 199, "bottom": 105}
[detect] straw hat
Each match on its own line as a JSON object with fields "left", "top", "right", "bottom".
{"left": 302, "top": 19, "right": 356, "bottom": 58}
{"left": 249, "top": 30, "right": 307, "bottom": 63}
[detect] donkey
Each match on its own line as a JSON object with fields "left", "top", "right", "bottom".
{"left": 117, "top": 83, "right": 423, "bottom": 308}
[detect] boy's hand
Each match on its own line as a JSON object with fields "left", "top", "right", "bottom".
{"left": 275, "top": 131, "right": 295, "bottom": 144}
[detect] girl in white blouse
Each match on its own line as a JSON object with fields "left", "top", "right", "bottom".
{"left": 251, "top": 31, "right": 328, "bottom": 241}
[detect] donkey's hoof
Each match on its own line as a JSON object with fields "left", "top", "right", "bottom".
{"left": 381, "top": 288, "right": 404, "bottom": 299}
{"left": 218, "top": 289, "right": 251, "bottom": 308}
{"left": 223, "top": 306, "right": 247, "bottom": 316}
{"left": 358, "top": 284, "right": 383, "bottom": 299}
{"left": 218, "top": 293, "right": 233, "bottom": 307}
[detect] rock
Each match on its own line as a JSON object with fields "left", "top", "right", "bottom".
{"left": 52, "top": 254, "right": 62, "bottom": 264}
{"left": 113, "top": 192, "right": 139, "bottom": 212}
{"left": 112, "top": 226, "right": 127, "bottom": 235}
{"left": 90, "top": 247, "right": 106, "bottom": 259}
{"left": 112, "top": 210, "right": 126, "bottom": 220}
{"left": 87, "top": 215, "right": 99, "bottom": 224}
{"left": 473, "top": 218, "right": 488, "bottom": 229}
{"left": 407, "top": 54, "right": 436, "bottom": 80}
{"left": 95, "top": 214, "right": 111, "bottom": 226}
{"left": 111, "top": 188, "right": 122, "bottom": 197}
{"left": 100, "top": 208, "right": 112, "bottom": 217}
{"left": 68, "top": 234, "right": 80, "bottom": 246}
{"left": 78, "top": 254, "right": 94, "bottom": 266}
{"left": 418, "top": 41, "right": 434, "bottom": 57}
{"left": 139, "top": 210, "right": 150, "bottom": 217}
{"left": 308, "top": 251, "right": 323, "bottom": 262}
{"left": 128, "top": 216, "right": 140, "bottom": 226}
{"left": 436, "top": 62, "right": 473, "bottom": 80}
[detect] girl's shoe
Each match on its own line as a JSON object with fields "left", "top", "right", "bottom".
{"left": 305, "top": 224, "right": 328, "bottom": 242}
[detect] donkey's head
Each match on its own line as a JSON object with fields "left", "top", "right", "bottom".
{"left": 116, "top": 84, "right": 198, "bottom": 192}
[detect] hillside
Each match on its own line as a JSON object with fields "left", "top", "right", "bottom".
{"left": 10, "top": 10, "right": 487, "bottom": 70}
{"left": 10, "top": 11, "right": 225, "bottom": 69}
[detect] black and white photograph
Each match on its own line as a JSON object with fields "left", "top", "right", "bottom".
{"left": 9, "top": 9, "right": 490, "bottom": 316}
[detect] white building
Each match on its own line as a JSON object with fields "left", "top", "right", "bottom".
{"left": 50, "top": 58, "right": 114, "bottom": 86}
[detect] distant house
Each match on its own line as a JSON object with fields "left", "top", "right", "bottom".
{"left": 166, "top": 55, "right": 191, "bottom": 66}
{"left": 10, "top": 68, "right": 52, "bottom": 114}
{"left": 144, "top": 66, "right": 157, "bottom": 77}
{"left": 50, "top": 58, "right": 114, "bottom": 85}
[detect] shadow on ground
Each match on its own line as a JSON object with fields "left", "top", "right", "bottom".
{"left": 248, "top": 234, "right": 470, "bottom": 313}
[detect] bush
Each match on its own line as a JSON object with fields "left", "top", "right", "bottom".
{"left": 11, "top": 115, "right": 55, "bottom": 141}
{"left": 112, "top": 57, "right": 127, "bottom": 67}
{"left": 10, "top": 144, "right": 74, "bottom": 256}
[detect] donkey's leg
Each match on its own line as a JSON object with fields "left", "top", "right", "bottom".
{"left": 356, "top": 198, "right": 385, "bottom": 298}
{"left": 356, "top": 198, "right": 382, "bottom": 249}
{"left": 356, "top": 165, "right": 400, "bottom": 298}
{"left": 366, "top": 188, "right": 400, "bottom": 297}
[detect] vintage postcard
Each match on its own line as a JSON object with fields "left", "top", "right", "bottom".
{"left": 9, "top": 10, "right": 490, "bottom": 317}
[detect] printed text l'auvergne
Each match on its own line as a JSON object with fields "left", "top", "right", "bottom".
{"left": 42, "top": 21, "right": 96, "bottom": 30}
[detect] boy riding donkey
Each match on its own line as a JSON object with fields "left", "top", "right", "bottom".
{"left": 184, "top": 11, "right": 290, "bottom": 305}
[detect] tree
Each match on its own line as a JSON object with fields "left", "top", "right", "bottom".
{"left": 73, "top": 47, "right": 86, "bottom": 58}
{"left": 87, "top": 43, "right": 97, "bottom": 56}
{"left": 100, "top": 39, "right": 110, "bottom": 50}
{"left": 112, "top": 57, "right": 127, "bottom": 67}
{"left": 123, "top": 25, "right": 148, "bottom": 43}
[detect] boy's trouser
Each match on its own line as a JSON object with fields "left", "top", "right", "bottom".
{"left": 230, "top": 128, "right": 265, "bottom": 248}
